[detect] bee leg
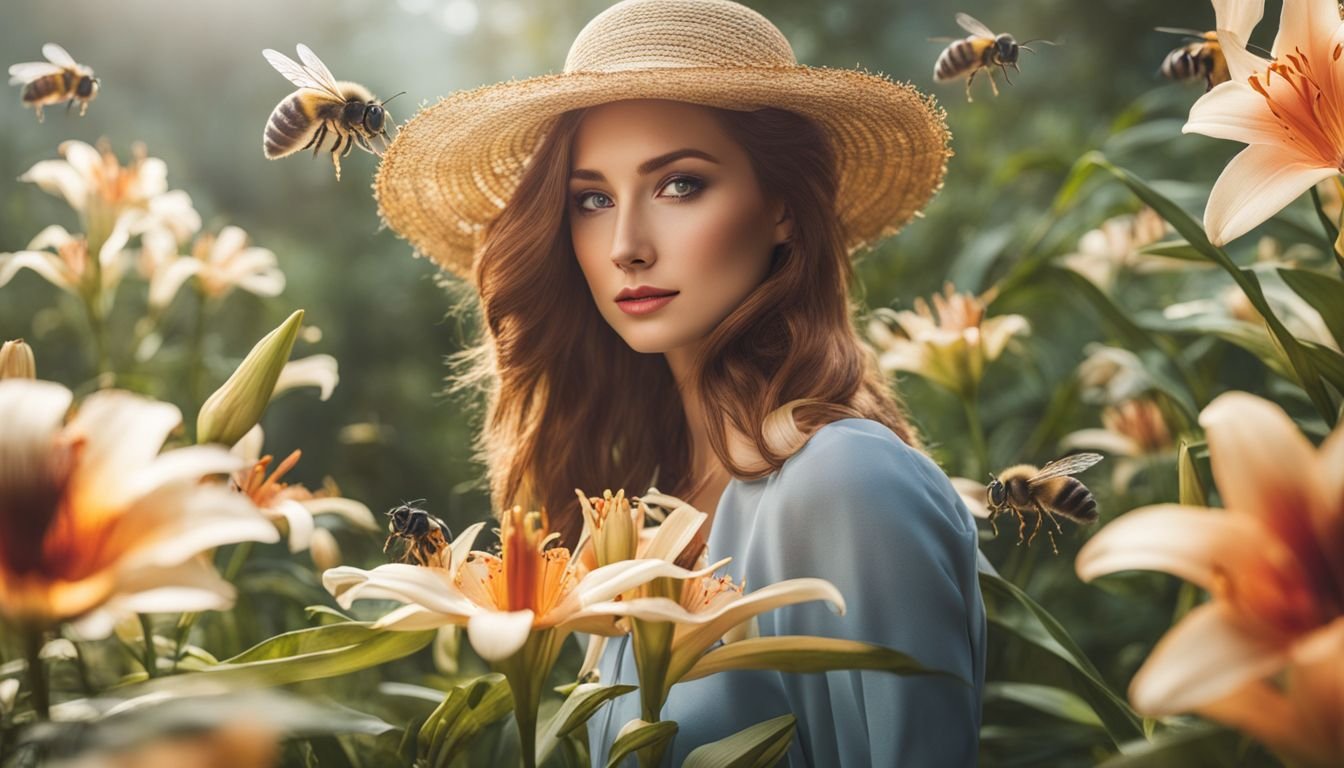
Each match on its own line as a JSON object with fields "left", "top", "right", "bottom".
{"left": 300, "top": 128, "right": 322, "bottom": 152}
{"left": 1000, "top": 63, "right": 1014, "bottom": 87}
{"left": 330, "top": 141, "right": 343, "bottom": 181}
{"left": 35, "top": 104, "right": 44, "bottom": 123}
{"left": 66, "top": 98, "right": 75, "bottom": 114}
{"left": 964, "top": 70, "right": 976, "bottom": 103}
{"left": 79, "top": 100, "right": 89, "bottom": 117}
{"left": 1046, "top": 529, "right": 1059, "bottom": 556}
{"left": 987, "top": 69, "right": 1001, "bottom": 97}
{"left": 383, "top": 533, "right": 396, "bottom": 554}
{"left": 1015, "top": 509, "right": 1027, "bottom": 545}
{"left": 342, "top": 133, "right": 356, "bottom": 158}
{"left": 987, "top": 511, "right": 999, "bottom": 538}
{"left": 311, "top": 124, "right": 329, "bottom": 158}
{"left": 354, "top": 133, "right": 375, "bottom": 156}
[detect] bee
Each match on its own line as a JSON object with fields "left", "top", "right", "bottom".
{"left": 384, "top": 499, "right": 453, "bottom": 568}
{"left": 8, "top": 43, "right": 99, "bottom": 122}
{"left": 932, "top": 13, "right": 1048, "bottom": 102}
{"left": 261, "top": 44, "right": 403, "bottom": 181}
{"left": 1156, "top": 28, "right": 1228, "bottom": 92}
{"left": 986, "top": 452, "right": 1104, "bottom": 554}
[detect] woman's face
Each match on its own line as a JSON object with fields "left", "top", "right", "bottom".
{"left": 568, "top": 99, "right": 791, "bottom": 356}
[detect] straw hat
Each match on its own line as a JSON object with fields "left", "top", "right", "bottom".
{"left": 375, "top": 0, "right": 951, "bottom": 279}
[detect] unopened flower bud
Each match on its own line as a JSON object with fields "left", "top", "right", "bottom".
{"left": 0, "top": 339, "right": 36, "bottom": 379}
{"left": 197, "top": 309, "right": 304, "bottom": 446}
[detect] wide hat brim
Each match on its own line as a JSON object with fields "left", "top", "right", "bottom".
{"left": 374, "top": 64, "right": 951, "bottom": 279}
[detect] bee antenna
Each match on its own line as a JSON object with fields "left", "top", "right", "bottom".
{"left": 379, "top": 90, "right": 407, "bottom": 107}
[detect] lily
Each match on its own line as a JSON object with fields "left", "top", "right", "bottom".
{"left": 1076, "top": 391, "right": 1344, "bottom": 766}
{"left": 323, "top": 505, "right": 725, "bottom": 767}
{"left": 0, "top": 340, "right": 36, "bottom": 380}
{"left": 190, "top": 226, "right": 285, "bottom": 301}
{"left": 0, "top": 380, "right": 278, "bottom": 638}
{"left": 1058, "top": 208, "right": 1179, "bottom": 291}
{"left": 868, "top": 282, "right": 1029, "bottom": 399}
{"left": 0, "top": 224, "right": 127, "bottom": 300}
{"left": 1184, "top": 0, "right": 1344, "bottom": 245}
{"left": 1061, "top": 397, "right": 1176, "bottom": 492}
{"left": 230, "top": 426, "right": 375, "bottom": 553}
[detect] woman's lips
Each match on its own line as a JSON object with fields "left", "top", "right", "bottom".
{"left": 616, "top": 292, "right": 678, "bottom": 315}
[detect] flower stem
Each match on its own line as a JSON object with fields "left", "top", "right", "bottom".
{"left": 23, "top": 628, "right": 48, "bottom": 721}
{"left": 492, "top": 629, "right": 566, "bottom": 768}
{"left": 188, "top": 289, "right": 208, "bottom": 433}
{"left": 139, "top": 614, "right": 158, "bottom": 678}
{"left": 961, "top": 392, "right": 989, "bottom": 481}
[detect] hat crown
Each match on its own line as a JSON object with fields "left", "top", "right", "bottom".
{"left": 564, "top": 0, "right": 797, "bottom": 73}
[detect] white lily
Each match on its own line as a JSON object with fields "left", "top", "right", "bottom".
{"left": 1183, "top": 0, "right": 1344, "bottom": 245}
{"left": 0, "top": 380, "right": 278, "bottom": 637}
{"left": 0, "top": 224, "right": 126, "bottom": 298}
{"left": 323, "top": 505, "right": 724, "bottom": 768}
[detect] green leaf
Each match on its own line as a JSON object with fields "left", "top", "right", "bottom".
{"left": 535, "top": 683, "right": 636, "bottom": 767}
{"left": 1098, "top": 725, "right": 1275, "bottom": 767}
{"left": 1278, "top": 267, "right": 1344, "bottom": 350}
{"left": 167, "top": 622, "right": 434, "bottom": 688}
{"left": 418, "top": 673, "right": 514, "bottom": 768}
{"left": 1137, "top": 312, "right": 1293, "bottom": 381}
{"left": 1310, "top": 183, "right": 1340, "bottom": 246}
{"left": 979, "top": 569, "right": 1144, "bottom": 747}
{"left": 605, "top": 719, "right": 678, "bottom": 768}
{"left": 683, "top": 714, "right": 797, "bottom": 768}
{"left": 1303, "top": 340, "right": 1344, "bottom": 399}
{"left": 1177, "top": 441, "right": 1208, "bottom": 508}
{"left": 986, "top": 682, "right": 1103, "bottom": 728}
{"left": 680, "top": 636, "right": 960, "bottom": 685}
{"left": 1086, "top": 155, "right": 1338, "bottom": 426}
{"left": 1134, "top": 241, "right": 1218, "bottom": 262}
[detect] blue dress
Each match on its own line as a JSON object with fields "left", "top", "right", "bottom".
{"left": 585, "top": 418, "right": 987, "bottom": 767}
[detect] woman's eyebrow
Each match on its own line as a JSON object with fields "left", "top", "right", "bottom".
{"left": 570, "top": 148, "right": 721, "bottom": 182}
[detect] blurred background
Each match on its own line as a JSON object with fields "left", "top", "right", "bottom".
{"left": 1, "top": 1, "right": 1322, "bottom": 765}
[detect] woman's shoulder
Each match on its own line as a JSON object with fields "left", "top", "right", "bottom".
{"left": 765, "top": 417, "right": 974, "bottom": 538}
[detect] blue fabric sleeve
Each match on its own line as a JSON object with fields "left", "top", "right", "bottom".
{"left": 746, "top": 424, "right": 985, "bottom": 767}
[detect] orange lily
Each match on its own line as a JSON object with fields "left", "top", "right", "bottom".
{"left": 1076, "top": 391, "right": 1344, "bottom": 765}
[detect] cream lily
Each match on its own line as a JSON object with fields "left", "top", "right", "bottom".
{"left": 1058, "top": 208, "right": 1178, "bottom": 291}
{"left": 1061, "top": 397, "right": 1176, "bottom": 492}
{"left": 1184, "top": 0, "right": 1344, "bottom": 245}
{"left": 1076, "top": 392, "right": 1344, "bottom": 766}
{"left": 0, "top": 380, "right": 278, "bottom": 637}
{"left": 0, "top": 340, "right": 36, "bottom": 380}
{"left": 869, "top": 282, "right": 1029, "bottom": 399}
{"left": 323, "top": 506, "right": 724, "bottom": 768}
{"left": 0, "top": 224, "right": 127, "bottom": 299}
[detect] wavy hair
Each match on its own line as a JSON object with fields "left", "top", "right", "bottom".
{"left": 449, "top": 103, "right": 921, "bottom": 554}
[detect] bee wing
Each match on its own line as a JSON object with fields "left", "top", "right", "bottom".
{"left": 42, "top": 43, "right": 77, "bottom": 68}
{"left": 295, "top": 44, "right": 344, "bottom": 97}
{"left": 263, "top": 47, "right": 343, "bottom": 100}
{"left": 1028, "top": 453, "right": 1105, "bottom": 484}
{"left": 956, "top": 13, "right": 996, "bottom": 38}
{"left": 8, "top": 61, "right": 63, "bottom": 85}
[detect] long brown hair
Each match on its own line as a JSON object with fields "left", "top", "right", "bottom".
{"left": 448, "top": 103, "right": 921, "bottom": 552}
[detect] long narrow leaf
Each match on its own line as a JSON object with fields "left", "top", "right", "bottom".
{"left": 605, "top": 720, "right": 678, "bottom": 768}
{"left": 1278, "top": 267, "right": 1344, "bottom": 350}
{"left": 979, "top": 569, "right": 1144, "bottom": 746}
{"left": 680, "top": 636, "right": 958, "bottom": 685}
{"left": 535, "top": 683, "right": 636, "bottom": 767}
{"left": 683, "top": 714, "right": 797, "bottom": 768}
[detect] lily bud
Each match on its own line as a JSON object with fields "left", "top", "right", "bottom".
{"left": 197, "top": 309, "right": 304, "bottom": 446}
{"left": 0, "top": 339, "right": 36, "bottom": 379}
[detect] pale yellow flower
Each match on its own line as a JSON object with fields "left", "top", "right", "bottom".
{"left": 1059, "top": 208, "right": 1180, "bottom": 290}
{"left": 0, "top": 380, "right": 278, "bottom": 636}
{"left": 869, "top": 282, "right": 1029, "bottom": 398}
{"left": 190, "top": 226, "right": 284, "bottom": 301}
{"left": 1077, "top": 391, "right": 1344, "bottom": 766}
{"left": 1061, "top": 397, "right": 1177, "bottom": 492}
{"left": 0, "top": 224, "right": 126, "bottom": 298}
{"left": 1183, "top": 0, "right": 1344, "bottom": 245}
{"left": 229, "top": 426, "right": 375, "bottom": 553}
{"left": 1075, "top": 343, "right": 1152, "bottom": 406}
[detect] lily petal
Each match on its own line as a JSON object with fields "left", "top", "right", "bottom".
{"left": 1184, "top": 82, "right": 1286, "bottom": 146}
{"left": 1199, "top": 392, "right": 1327, "bottom": 556}
{"left": 1130, "top": 602, "right": 1288, "bottom": 714}
{"left": 273, "top": 355, "right": 339, "bottom": 402}
{"left": 467, "top": 609, "right": 535, "bottom": 662}
{"left": 1075, "top": 504, "right": 1260, "bottom": 588}
{"left": 1202, "top": 144, "right": 1336, "bottom": 246}
{"left": 301, "top": 497, "right": 376, "bottom": 530}
{"left": 1212, "top": 0, "right": 1264, "bottom": 39}
{"left": 373, "top": 603, "right": 453, "bottom": 631}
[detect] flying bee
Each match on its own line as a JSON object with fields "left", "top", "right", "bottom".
{"left": 8, "top": 43, "right": 99, "bottom": 122}
{"left": 985, "top": 452, "right": 1104, "bottom": 554}
{"left": 932, "top": 13, "right": 1051, "bottom": 102}
{"left": 384, "top": 499, "right": 453, "bottom": 568}
{"left": 261, "top": 44, "right": 403, "bottom": 181}
{"left": 1156, "top": 28, "right": 1228, "bottom": 92}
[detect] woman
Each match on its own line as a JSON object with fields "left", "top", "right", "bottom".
{"left": 374, "top": 0, "right": 985, "bottom": 764}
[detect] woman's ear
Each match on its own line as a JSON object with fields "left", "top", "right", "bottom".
{"left": 773, "top": 202, "right": 794, "bottom": 246}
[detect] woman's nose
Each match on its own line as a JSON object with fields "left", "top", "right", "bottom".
{"left": 610, "top": 206, "right": 656, "bottom": 271}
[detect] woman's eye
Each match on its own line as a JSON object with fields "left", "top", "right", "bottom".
{"left": 659, "top": 176, "right": 702, "bottom": 198}
{"left": 576, "top": 192, "right": 612, "bottom": 212}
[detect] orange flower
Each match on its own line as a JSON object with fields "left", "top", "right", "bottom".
{"left": 1184, "top": 0, "right": 1344, "bottom": 245}
{"left": 0, "top": 380, "right": 277, "bottom": 636}
{"left": 1076, "top": 391, "right": 1344, "bottom": 765}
